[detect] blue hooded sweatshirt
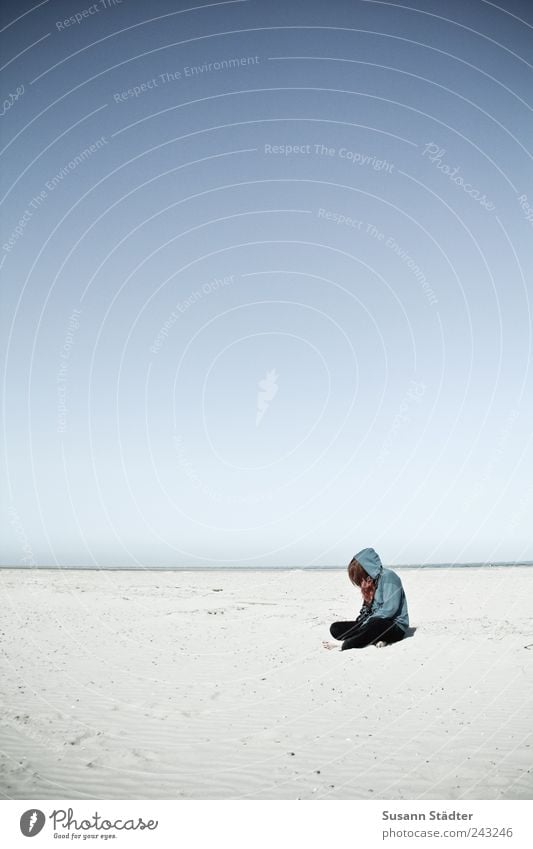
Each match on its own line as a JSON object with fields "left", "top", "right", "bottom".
{"left": 354, "top": 547, "right": 409, "bottom": 632}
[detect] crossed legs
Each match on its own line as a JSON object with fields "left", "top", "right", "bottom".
{"left": 328, "top": 618, "right": 405, "bottom": 650}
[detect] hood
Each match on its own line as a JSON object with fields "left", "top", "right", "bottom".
{"left": 353, "top": 547, "right": 383, "bottom": 580}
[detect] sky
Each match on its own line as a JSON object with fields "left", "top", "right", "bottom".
{"left": 1, "top": 0, "right": 532, "bottom": 568}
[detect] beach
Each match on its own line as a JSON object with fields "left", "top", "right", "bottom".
{"left": 1, "top": 566, "right": 532, "bottom": 800}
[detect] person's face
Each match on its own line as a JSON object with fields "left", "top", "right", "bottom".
{"left": 361, "top": 574, "right": 374, "bottom": 591}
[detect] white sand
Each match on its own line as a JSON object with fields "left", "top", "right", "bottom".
{"left": 1, "top": 566, "right": 532, "bottom": 800}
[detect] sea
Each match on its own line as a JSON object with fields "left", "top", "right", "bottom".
{"left": 1, "top": 562, "right": 532, "bottom": 571}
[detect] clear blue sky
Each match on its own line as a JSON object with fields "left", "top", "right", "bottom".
{"left": 1, "top": 0, "right": 532, "bottom": 567}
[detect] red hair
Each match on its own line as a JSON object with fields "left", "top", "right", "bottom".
{"left": 347, "top": 558, "right": 370, "bottom": 587}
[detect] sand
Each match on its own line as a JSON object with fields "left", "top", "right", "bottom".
{"left": 0, "top": 566, "right": 532, "bottom": 800}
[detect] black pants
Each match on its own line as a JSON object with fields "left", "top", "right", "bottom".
{"left": 330, "top": 618, "right": 406, "bottom": 651}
